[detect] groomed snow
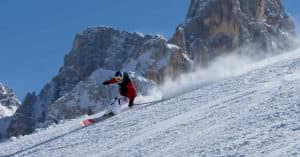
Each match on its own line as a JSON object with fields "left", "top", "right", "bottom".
{"left": 1, "top": 49, "right": 300, "bottom": 157}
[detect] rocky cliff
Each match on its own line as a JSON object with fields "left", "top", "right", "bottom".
{"left": 170, "top": 0, "right": 295, "bottom": 65}
{"left": 6, "top": 0, "right": 296, "bottom": 138}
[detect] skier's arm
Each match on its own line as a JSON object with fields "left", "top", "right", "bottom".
{"left": 102, "top": 78, "right": 118, "bottom": 85}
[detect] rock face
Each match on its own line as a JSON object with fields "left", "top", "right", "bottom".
{"left": 6, "top": 0, "right": 296, "bottom": 138}
{"left": 7, "top": 92, "right": 36, "bottom": 137}
{"left": 0, "top": 83, "right": 20, "bottom": 118}
{"left": 170, "top": 0, "right": 295, "bottom": 65}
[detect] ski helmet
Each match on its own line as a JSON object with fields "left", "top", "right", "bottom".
{"left": 115, "top": 71, "right": 122, "bottom": 77}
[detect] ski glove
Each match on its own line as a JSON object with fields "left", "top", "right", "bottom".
{"left": 102, "top": 81, "right": 110, "bottom": 85}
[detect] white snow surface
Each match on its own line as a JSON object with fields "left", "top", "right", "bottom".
{"left": 1, "top": 49, "right": 300, "bottom": 156}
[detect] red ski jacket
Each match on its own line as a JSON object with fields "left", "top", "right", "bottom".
{"left": 107, "top": 78, "right": 137, "bottom": 101}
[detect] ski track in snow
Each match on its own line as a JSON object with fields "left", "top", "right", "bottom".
{"left": 1, "top": 49, "right": 300, "bottom": 157}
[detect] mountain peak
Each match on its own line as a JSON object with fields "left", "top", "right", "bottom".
{"left": 170, "top": 0, "right": 295, "bottom": 65}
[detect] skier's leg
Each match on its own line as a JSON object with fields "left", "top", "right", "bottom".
{"left": 105, "top": 97, "right": 118, "bottom": 115}
{"left": 128, "top": 97, "right": 135, "bottom": 107}
{"left": 111, "top": 97, "right": 122, "bottom": 115}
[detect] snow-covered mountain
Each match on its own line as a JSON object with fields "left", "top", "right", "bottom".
{"left": 6, "top": 28, "right": 190, "bottom": 138}
{"left": 1, "top": 47, "right": 299, "bottom": 157}
{"left": 0, "top": 83, "right": 20, "bottom": 118}
{"left": 4, "top": 0, "right": 296, "bottom": 139}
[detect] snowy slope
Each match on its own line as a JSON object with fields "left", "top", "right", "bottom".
{"left": 1, "top": 48, "right": 300, "bottom": 156}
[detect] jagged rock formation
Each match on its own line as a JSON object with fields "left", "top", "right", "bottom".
{"left": 0, "top": 83, "right": 20, "bottom": 118}
{"left": 5, "top": 0, "right": 296, "bottom": 138}
{"left": 170, "top": 0, "right": 295, "bottom": 65}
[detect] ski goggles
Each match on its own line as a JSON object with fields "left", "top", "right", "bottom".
{"left": 115, "top": 76, "right": 123, "bottom": 83}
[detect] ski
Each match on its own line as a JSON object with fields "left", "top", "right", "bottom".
{"left": 80, "top": 98, "right": 168, "bottom": 127}
{"left": 81, "top": 113, "right": 114, "bottom": 127}
{"left": 80, "top": 105, "right": 141, "bottom": 127}
{"left": 81, "top": 118, "right": 96, "bottom": 126}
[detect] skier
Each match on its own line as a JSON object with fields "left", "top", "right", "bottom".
{"left": 102, "top": 71, "right": 137, "bottom": 109}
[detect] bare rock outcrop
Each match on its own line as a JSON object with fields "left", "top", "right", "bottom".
{"left": 170, "top": 0, "right": 295, "bottom": 65}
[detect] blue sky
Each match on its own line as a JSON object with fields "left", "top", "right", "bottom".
{"left": 0, "top": 0, "right": 299, "bottom": 101}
